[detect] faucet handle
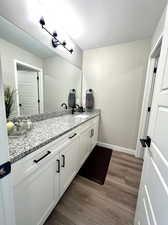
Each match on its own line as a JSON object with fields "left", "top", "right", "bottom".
{"left": 61, "top": 103, "right": 68, "bottom": 109}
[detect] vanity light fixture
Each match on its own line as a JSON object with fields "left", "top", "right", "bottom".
{"left": 39, "top": 17, "right": 74, "bottom": 54}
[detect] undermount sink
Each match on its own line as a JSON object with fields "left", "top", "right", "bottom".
{"left": 75, "top": 114, "right": 90, "bottom": 119}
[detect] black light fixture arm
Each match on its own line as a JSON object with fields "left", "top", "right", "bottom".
{"left": 39, "top": 17, "right": 74, "bottom": 54}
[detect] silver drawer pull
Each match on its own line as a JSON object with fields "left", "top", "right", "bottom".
{"left": 69, "top": 133, "right": 77, "bottom": 139}
{"left": 90, "top": 129, "right": 94, "bottom": 137}
{"left": 92, "top": 129, "right": 94, "bottom": 137}
{"left": 33, "top": 151, "right": 51, "bottom": 163}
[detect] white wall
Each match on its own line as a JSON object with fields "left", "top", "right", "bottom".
{"left": 83, "top": 39, "right": 150, "bottom": 151}
{"left": 43, "top": 55, "right": 82, "bottom": 112}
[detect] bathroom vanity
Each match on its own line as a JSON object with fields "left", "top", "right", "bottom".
{"left": 10, "top": 111, "right": 99, "bottom": 225}
{"left": 0, "top": 15, "right": 99, "bottom": 225}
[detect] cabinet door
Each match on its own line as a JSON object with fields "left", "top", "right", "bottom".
{"left": 60, "top": 134, "right": 79, "bottom": 197}
{"left": 91, "top": 122, "right": 99, "bottom": 150}
{"left": 14, "top": 153, "right": 59, "bottom": 225}
{"left": 79, "top": 127, "right": 92, "bottom": 168}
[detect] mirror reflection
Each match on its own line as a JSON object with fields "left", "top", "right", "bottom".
{"left": 43, "top": 55, "right": 81, "bottom": 114}
{"left": 16, "top": 62, "right": 43, "bottom": 116}
{"left": 0, "top": 16, "right": 82, "bottom": 118}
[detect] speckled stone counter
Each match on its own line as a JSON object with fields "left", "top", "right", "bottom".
{"left": 9, "top": 110, "right": 100, "bottom": 164}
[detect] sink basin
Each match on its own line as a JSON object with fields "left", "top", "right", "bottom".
{"left": 75, "top": 114, "right": 90, "bottom": 119}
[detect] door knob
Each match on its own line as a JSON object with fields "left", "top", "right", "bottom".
{"left": 140, "top": 136, "right": 151, "bottom": 148}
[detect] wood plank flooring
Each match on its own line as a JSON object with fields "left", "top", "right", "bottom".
{"left": 44, "top": 151, "right": 143, "bottom": 225}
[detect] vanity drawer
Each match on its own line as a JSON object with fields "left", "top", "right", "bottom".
{"left": 47, "top": 129, "right": 79, "bottom": 152}
{"left": 12, "top": 147, "right": 57, "bottom": 186}
{"left": 91, "top": 116, "right": 99, "bottom": 125}
{"left": 78, "top": 116, "right": 99, "bottom": 133}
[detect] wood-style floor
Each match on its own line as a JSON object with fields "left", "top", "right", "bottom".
{"left": 44, "top": 151, "right": 143, "bottom": 225}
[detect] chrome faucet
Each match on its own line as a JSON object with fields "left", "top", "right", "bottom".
{"left": 71, "top": 104, "right": 80, "bottom": 114}
{"left": 61, "top": 103, "right": 68, "bottom": 109}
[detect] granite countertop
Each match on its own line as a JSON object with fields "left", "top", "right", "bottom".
{"left": 9, "top": 110, "right": 100, "bottom": 164}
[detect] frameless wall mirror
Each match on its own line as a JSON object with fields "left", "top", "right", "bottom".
{"left": 0, "top": 16, "right": 82, "bottom": 118}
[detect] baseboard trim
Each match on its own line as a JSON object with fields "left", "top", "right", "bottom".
{"left": 97, "top": 142, "right": 135, "bottom": 156}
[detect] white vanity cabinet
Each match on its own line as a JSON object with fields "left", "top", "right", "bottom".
{"left": 12, "top": 115, "right": 99, "bottom": 225}
{"left": 78, "top": 116, "right": 99, "bottom": 168}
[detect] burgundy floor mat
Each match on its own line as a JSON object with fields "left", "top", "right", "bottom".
{"left": 79, "top": 145, "right": 112, "bottom": 185}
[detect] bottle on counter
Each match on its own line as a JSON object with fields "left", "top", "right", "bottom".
{"left": 85, "top": 89, "right": 94, "bottom": 111}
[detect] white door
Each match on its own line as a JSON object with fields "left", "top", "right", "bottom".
{"left": 134, "top": 12, "right": 168, "bottom": 225}
{"left": 0, "top": 59, "right": 16, "bottom": 225}
{"left": 18, "top": 71, "right": 39, "bottom": 116}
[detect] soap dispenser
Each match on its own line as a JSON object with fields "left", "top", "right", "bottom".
{"left": 86, "top": 89, "right": 94, "bottom": 110}
{"left": 68, "top": 89, "right": 76, "bottom": 108}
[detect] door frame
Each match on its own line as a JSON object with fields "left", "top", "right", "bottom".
{"left": 0, "top": 56, "right": 16, "bottom": 225}
{"left": 135, "top": 35, "right": 163, "bottom": 158}
{"left": 14, "top": 60, "right": 44, "bottom": 116}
